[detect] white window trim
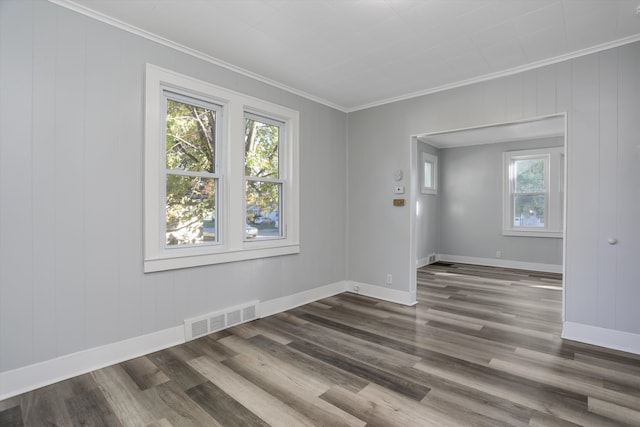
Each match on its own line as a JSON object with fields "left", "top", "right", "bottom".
{"left": 421, "top": 152, "right": 438, "bottom": 195}
{"left": 502, "top": 146, "right": 563, "bottom": 238}
{"left": 144, "top": 64, "right": 299, "bottom": 272}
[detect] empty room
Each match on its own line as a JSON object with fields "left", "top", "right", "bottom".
{"left": 1, "top": 0, "right": 639, "bottom": 425}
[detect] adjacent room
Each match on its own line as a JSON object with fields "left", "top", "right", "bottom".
{"left": 1, "top": 0, "right": 639, "bottom": 425}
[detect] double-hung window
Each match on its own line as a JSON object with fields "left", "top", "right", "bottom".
{"left": 502, "top": 147, "right": 563, "bottom": 237}
{"left": 244, "top": 113, "right": 283, "bottom": 239}
{"left": 144, "top": 64, "right": 299, "bottom": 272}
{"left": 164, "top": 92, "right": 221, "bottom": 247}
{"left": 421, "top": 152, "right": 438, "bottom": 195}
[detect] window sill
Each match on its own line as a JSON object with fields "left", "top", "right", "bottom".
{"left": 502, "top": 229, "right": 562, "bottom": 238}
{"left": 144, "top": 243, "right": 300, "bottom": 273}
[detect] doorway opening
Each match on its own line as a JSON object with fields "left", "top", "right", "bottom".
{"left": 408, "top": 113, "right": 567, "bottom": 319}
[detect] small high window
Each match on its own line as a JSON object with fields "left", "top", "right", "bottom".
{"left": 421, "top": 152, "right": 438, "bottom": 195}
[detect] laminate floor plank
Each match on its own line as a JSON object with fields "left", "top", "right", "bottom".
{"left": 91, "top": 365, "right": 159, "bottom": 427}
{"left": 146, "top": 348, "right": 209, "bottom": 391}
{"left": 121, "top": 355, "right": 171, "bottom": 391}
{"left": 185, "top": 381, "right": 266, "bottom": 427}
{"left": 320, "top": 385, "right": 438, "bottom": 427}
{"left": 248, "top": 333, "right": 370, "bottom": 394}
{"left": 3, "top": 262, "right": 638, "bottom": 426}
{"left": 219, "top": 334, "right": 333, "bottom": 395}
{"left": 250, "top": 313, "right": 424, "bottom": 370}
{"left": 65, "top": 388, "right": 124, "bottom": 427}
{"left": 0, "top": 405, "right": 23, "bottom": 427}
{"left": 288, "top": 338, "right": 430, "bottom": 401}
{"left": 188, "top": 355, "right": 317, "bottom": 426}
{"left": 222, "top": 354, "right": 366, "bottom": 427}
{"left": 144, "top": 380, "right": 222, "bottom": 427}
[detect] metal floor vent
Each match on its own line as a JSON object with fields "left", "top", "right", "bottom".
{"left": 184, "top": 300, "right": 259, "bottom": 341}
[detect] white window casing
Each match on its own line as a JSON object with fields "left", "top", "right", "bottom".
{"left": 421, "top": 152, "right": 438, "bottom": 195}
{"left": 144, "top": 64, "right": 300, "bottom": 272}
{"left": 502, "top": 146, "right": 563, "bottom": 238}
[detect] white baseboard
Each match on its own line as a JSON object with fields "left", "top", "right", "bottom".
{"left": 0, "top": 281, "right": 349, "bottom": 400}
{"left": 562, "top": 322, "right": 640, "bottom": 355}
{"left": 438, "top": 254, "right": 563, "bottom": 274}
{"left": 416, "top": 257, "right": 430, "bottom": 268}
{"left": 0, "top": 325, "right": 184, "bottom": 401}
{"left": 259, "top": 281, "right": 348, "bottom": 318}
{"left": 347, "top": 281, "right": 417, "bottom": 306}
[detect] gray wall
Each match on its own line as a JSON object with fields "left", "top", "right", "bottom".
{"left": 438, "top": 137, "right": 563, "bottom": 266}
{"left": 348, "top": 42, "right": 640, "bottom": 336}
{"left": 0, "top": 1, "right": 347, "bottom": 373}
{"left": 415, "top": 141, "right": 439, "bottom": 264}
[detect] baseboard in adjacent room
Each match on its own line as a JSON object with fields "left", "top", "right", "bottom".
{"left": 437, "top": 254, "right": 563, "bottom": 274}
{"left": 416, "top": 253, "right": 438, "bottom": 268}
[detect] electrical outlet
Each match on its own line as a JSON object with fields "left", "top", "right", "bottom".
{"left": 496, "top": 250, "right": 501, "bottom": 258}
{"left": 386, "top": 274, "right": 392, "bottom": 285}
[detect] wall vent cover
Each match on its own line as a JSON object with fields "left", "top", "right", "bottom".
{"left": 184, "top": 300, "right": 259, "bottom": 341}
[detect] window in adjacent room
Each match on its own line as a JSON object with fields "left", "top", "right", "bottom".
{"left": 144, "top": 64, "right": 300, "bottom": 272}
{"left": 503, "top": 147, "right": 563, "bottom": 237}
{"left": 421, "top": 152, "right": 438, "bottom": 194}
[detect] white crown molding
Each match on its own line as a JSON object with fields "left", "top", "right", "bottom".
{"left": 47, "top": 0, "right": 348, "bottom": 113}
{"left": 347, "top": 34, "right": 640, "bottom": 112}
{"left": 48, "top": 0, "right": 640, "bottom": 115}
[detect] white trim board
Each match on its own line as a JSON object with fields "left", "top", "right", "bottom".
{"left": 259, "top": 281, "right": 348, "bottom": 318}
{"left": 347, "top": 281, "right": 417, "bottom": 306}
{"left": 0, "top": 326, "right": 185, "bottom": 401}
{"left": 563, "top": 322, "right": 640, "bottom": 356}
{"left": 48, "top": 0, "right": 346, "bottom": 112}
{"left": 49, "top": 1, "right": 640, "bottom": 113}
{"left": 437, "top": 254, "right": 562, "bottom": 274}
{"left": 417, "top": 257, "right": 431, "bottom": 268}
{"left": 0, "top": 280, "right": 348, "bottom": 400}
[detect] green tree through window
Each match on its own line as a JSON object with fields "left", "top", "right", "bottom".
{"left": 245, "top": 114, "right": 282, "bottom": 237}
{"left": 513, "top": 158, "right": 545, "bottom": 227}
{"left": 165, "top": 97, "right": 218, "bottom": 245}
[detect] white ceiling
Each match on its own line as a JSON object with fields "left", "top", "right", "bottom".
{"left": 420, "top": 114, "right": 565, "bottom": 148}
{"left": 55, "top": 0, "right": 640, "bottom": 112}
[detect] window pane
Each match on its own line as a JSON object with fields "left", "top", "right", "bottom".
{"left": 166, "top": 98, "right": 216, "bottom": 173}
{"left": 513, "top": 194, "right": 545, "bottom": 227}
{"left": 245, "top": 117, "right": 279, "bottom": 178}
{"left": 166, "top": 175, "right": 216, "bottom": 245}
{"left": 514, "top": 158, "right": 544, "bottom": 193}
{"left": 246, "top": 181, "right": 281, "bottom": 239}
{"left": 424, "top": 161, "right": 433, "bottom": 188}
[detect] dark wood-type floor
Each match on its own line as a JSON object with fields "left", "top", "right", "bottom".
{"left": 2, "top": 262, "right": 640, "bottom": 426}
